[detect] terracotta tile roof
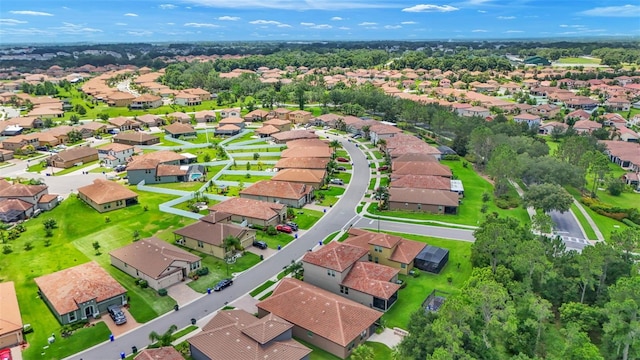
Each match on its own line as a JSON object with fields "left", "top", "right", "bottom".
{"left": 164, "top": 122, "right": 195, "bottom": 135}
{"left": 99, "top": 143, "right": 134, "bottom": 152}
{"left": 574, "top": 120, "right": 602, "bottom": 130}
{"left": 38, "top": 194, "right": 58, "bottom": 203}
{"left": 257, "top": 278, "right": 382, "bottom": 347}
{"left": 241, "top": 180, "right": 311, "bottom": 200}
{"left": 79, "top": 121, "right": 107, "bottom": 131}
{"left": 156, "top": 164, "right": 188, "bottom": 176}
{"left": 216, "top": 124, "right": 241, "bottom": 132}
{"left": 263, "top": 118, "right": 291, "bottom": 126}
{"left": 110, "top": 237, "right": 200, "bottom": 279}
{"left": 0, "top": 198, "right": 32, "bottom": 212}
{"left": 392, "top": 161, "right": 452, "bottom": 177}
{"left": 134, "top": 347, "right": 184, "bottom": 360}
{"left": 302, "top": 241, "right": 369, "bottom": 272}
{"left": 389, "top": 143, "right": 442, "bottom": 158}
{"left": 219, "top": 116, "right": 245, "bottom": 124}
{"left": 174, "top": 221, "right": 248, "bottom": 246}
{"left": 255, "top": 124, "right": 280, "bottom": 135}
{"left": 272, "top": 130, "right": 318, "bottom": 142}
{"left": 109, "top": 116, "right": 138, "bottom": 127}
{"left": 49, "top": 146, "right": 98, "bottom": 162}
{"left": 34, "top": 261, "right": 126, "bottom": 315}
{"left": 285, "top": 139, "right": 328, "bottom": 149}
{"left": 389, "top": 188, "right": 459, "bottom": 207}
{"left": 389, "top": 238, "right": 427, "bottom": 264}
{"left": 245, "top": 109, "right": 270, "bottom": 118}
{"left": 390, "top": 175, "right": 451, "bottom": 190}
{"left": 271, "top": 169, "right": 326, "bottom": 184}
{"left": 127, "top": 151, "right": 185, "bottom": 170}
{"left": 189, "top": 309, "right": 310, "bottom": 360}
{"left": 344, "top": 229, "right": 426, "bottom": 264}
{"left": 114, "top": 132, "right": 159, "bottom": 143}
{"left": 281, "top": 146, "right": 332, "bottom": 159}
{"left": 274, "top": 157, "right": 329, "bottom": 170}
{"left": 341, "top": 262, "right": 401, "bottom": 300}
{"left": 0, "top": 179, "right": 12, "bottom": 191}
{"left": 209, "top": 197, "right": 285, "bottom": 221}
{"left": 78, "top": 179, "right": 138, "bottom": 205}
{"left": 0, "top": 183, "right": 47, "bottom": 197}
{"left": 134, "top": 94, "right": 161, "bottom": 102}
{"left": 0, "top": 281, "right": 22, "bottom": 337}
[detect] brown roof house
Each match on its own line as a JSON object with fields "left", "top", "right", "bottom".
{"left": 388, "top": 187, "right": 459, "bottom": 214}
{"left": 0, "top": 281, "right": 23, "bottom": 349}
{"left": 271, "top": 169, "right": 326, "bottom": 189}
{"left": 240, "top": 180, "right": 313, "bottom": 208}
{"left": 257, "top": 278, "right": 382, "bottom": 359}
{"left": 164, "top": 122, "right": 197, "bottom": 139}
{"left": 78, "top": 179, "right": 139, "bottom": 213}
{"left": 274, "top": 157, "right": 330, "bottom": 170}
{"left": 126, "top": 151, "right": 190, "bottom": 185}
{"left": 113, "top": 132, "right": 160, "bottom": 146}
{"left": 263, "top": 118, "right": 291, "bottom": 132}
{"left": 97, "top": 143, "right": 135, "bottom": 168}
{"left": 108, "top": 116, "right": 141, "bottom": 131}
{"left": 110, "top": 237, "right": 201, "bottom": 291}
{"left": 271, "top": 130, "right": 319, "bottom": 144}
{"left": 344, "top": 229, "right": 427, "bottom": 275}
{"left": 302, "top": 242, "right": 401, "bottom": 312}
{"left": 136, "top": 114, "right": 164, "bottom": 127}
{"left": 255, "top": 124, "right": 280, "bottom": 137}
{"left": 188, "top": 309, "right": 311, "bottom": 360}
{"left": 209, "top": 197, "right": 287, "bottom": 227}
{"left": 130, "top": 94, "right": 162, "bottom": 109}
{"left": 134, "top": 347, "right": 184, "bottom": 360}
{"left": 280, "top": 146, "right": 332, "bottom": 159}
{"left": 34, "top": 261, "right": 127, "bottom": 325}
{"left": 244, "top": 109, "right": 270, "bottom": 122}
{"left": 392, "top": 161, "right": 453, "bottom": 178}
{"left": 288, "top": 110, "right": 313, "bottom": 124}
{"left": 47, "top": 146, "right": 99, "bottom": 169}
{"left": 0, "top": 180, "right": 57, "bottom": 221}
{"left": 174, "top": 213, "right": 257, "bottom": 260}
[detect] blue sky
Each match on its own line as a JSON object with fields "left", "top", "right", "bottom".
{"left": 1, "top": 1, "right": 639, "bottom": 44}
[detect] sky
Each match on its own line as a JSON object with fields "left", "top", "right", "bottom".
{"left": 1, "top": 0, "right": 639, "bottom": 44}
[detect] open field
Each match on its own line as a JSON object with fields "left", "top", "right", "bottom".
{"left": 555, "top": 57, "right": 601, "bottom": 64}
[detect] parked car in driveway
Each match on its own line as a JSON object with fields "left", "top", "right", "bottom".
{"left": 329, "top": 178, "right": 344, "bottom": 185}
{"left": 253, "top": 240, "right": 268, "bottom": 249}
{"left": 336, "top": 166, "right": 347, "bottom": 171}
{"left": 285, "top": 222, "right": 299, "bottom": 231}
{"left": 378, "top": 165, "right": 389, "bottom": 171}
{"left": 336, "top": 157, "right": 349, "bottom": 162}
{"left": 213, "top": 279, "right": 233, "bottom": 291}
{"left": 107, "top": 305, "right": 127, "bottom": 325}
{"left": 276, "top": 224, "right": 293, "bottom": 233}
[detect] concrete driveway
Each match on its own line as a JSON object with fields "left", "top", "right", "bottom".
{"left": 101, "top": 307, "right": 140, "bottom": 337}
{"left": 166, "top": 282, "right": 201, "bottom": 307}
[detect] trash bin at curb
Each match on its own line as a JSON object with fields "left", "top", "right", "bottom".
{"left": 191, "top": 318, "right": 197, "bottom": 325}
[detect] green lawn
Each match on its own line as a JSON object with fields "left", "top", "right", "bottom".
{"left": 158, "top": 137, "right": 183, "bottom": 147}
{"left": 54, "top": 160, "right": 100, "bottom": 176}
{"left": 186, "top": 250, "right": 261, "bottom": 293}
{"left": 217, "top": 174, "right": 274, "bottom": 182}
{"left": 571, "top": 203, "right": 598, "bottom": 240}
{"left": 182, "top": 132, "right": 221, "bottom": 144}
{"left": 88, "top": 166, "right": 114, "bottom": 174}
{"left": 172, "top": 199, "right": 219, "bottom": 213}
{"left": 379, "top": 232, "right": 473, "bottom": 329}
{"left": 315, "top": 186, "right": 345, "bottom": 206}
{"left": 295, "top": 339, "right": 390, "bottom": 360}
{"left": 148, "top": 180, "right": 209, "bottom": 192}
{"left": 368, "top": 177, "right": 377, "bottom": 190}
{"left": 371, "top": 150, "right": 384, "bottom": 160}
{"left": 566, "top": 186, "right": 628, "bottom": 240}
{"left": 333, "top": 172, "right": 352, "bottom": 184}
{"left": 335, "top": 150, "right": 349, "bottom": 159}
{"left": 32, "top": 322, "right": 111, "bottom": 360}
{"left": 227, "top": 147, "right": 282, "bottom": 153}
{"left": 255, "top": 231, "right": 295, "bottom": 250}
{"left": 556, "top": 57, "right": 601, "bottom": 64}
{"left": 290, "top": 208, "right": 324, "bottom": 229}
{"left": 0, "top": 191, "right": 191, "bottom": 359}
{"left": 250, "top": 280, "right": 276, "bottom": 297}
{"left": 232, "top": 156, "right": 281, "bottom": 161}
{"left": 226, "top": 131, "right": 257, "bottom": 144}
{"left": 27, "top": 160, "right": 48, "bottom": 173}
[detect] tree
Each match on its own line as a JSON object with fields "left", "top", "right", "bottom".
{"left": 610, "top": 228, "right": 640, "bottom": 263}
{"left": 329, "top": 140, "right": 340, "bottom": 154}
{"left": 361, "top": 125, "right": 371, "bottom": 140}
{"left": 374, "top": 186, "right": 389, "bottom": 210}
{"left": 149, "top": 324, "right": 177, "bottom": 347}
{"left": 350, "top": 344, "right": 375, "bottom": 360}
{"left": 223, "top": 235, "right": 241, "bottom": 257}
{"left": 468, "top": 126, "right": 495, "bottom": 170}
{"left": 67, "top": 130, "right": 83, "bottom": 143}
{"left": 603, "top": 275, "right": 640, "bottom": 360}
{"left": 580, "top": 150, "right": 611, "bottom": 196}
{"left": 92, "top": 241, "right": 101, "bottom": 255}
{"left": 486, "top": 144, "right": 519, "bottom": 196}
{"left": 531, "top": 213, "right": 553, "bottom": 234}
{"left": 561, "top": 323, "right": 604, "bottom": 360}
{"left": 69, "top": 114, "right": 80, "bottom": 125}
{"left": 253, "top": 152, "right": 260, "bottom": 161}
{"left": 284, "top": 260, "right": 304, "bottom": 280}
{"left": 43, "top": 218, "right": 57, "bottom": 230}
{"left": 133, "top": 230, "right": 140, "bottom": 241}
{"left": 523, "top": 183, "right": 573, "bottom": 213}
{"left": 575, "top": 246, "right": 603, "bottom": 303}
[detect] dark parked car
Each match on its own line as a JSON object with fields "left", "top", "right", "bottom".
{"left": 378, "top": 165, "right": 389, "bottom": 171}
{"left": 107, "top": 305, "right": 127, "bottom": 325}
{"left": 213, "top": 279, "right": 233, "bottom": 291}
{"left": 336, "top": 157, "right": 349, "bottom": 163}
{"left": 329, "top": 178, "right": 344, "bottom": 185}
{"left": 276, "top": 224, "right": 293, "bottom": 233}
{"left": 285, "top": 222, "right": 299, "bottom": 231}
{"left": 336, "top": 166, "right": 347, "bottom": 171}
{"left": 253, "top": 240, "right": 268, "bottom": 249}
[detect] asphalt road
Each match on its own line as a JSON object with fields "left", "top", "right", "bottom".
{"left": 550, "top": 210, "right": 590, "bottom": 251}
{"left": 354, "top": 217, "right": 475, "bottom": 242}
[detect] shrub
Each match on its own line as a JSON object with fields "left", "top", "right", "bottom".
{"left": 622, "top": 219, "right": 640, "bottom": 228}
{"left": 157, "top": 288, "right": 168, "bottom": 296}
{"left": 442, "top": 154, "right": 460, "bottom": 161}
{"left": 2, "top": 245, "right": 11, "bottom": 254}
{"left": 137, "top": 279, "right": 148, "bottom": 288}
{"left": 607, "top": 179, "right": 626, "bottom": 196}
{"left": 266, "top": 225, "right": 278, "bottom": 236}
{"left": 196, "top": 267, "right": 209, "bottom": 276}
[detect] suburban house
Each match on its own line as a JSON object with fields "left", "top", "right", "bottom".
{"left": 605, "top": 97, "right": 631, "bottom": 111}
{"left": 280, "top": 146, "right": 332, "bottom": 159}
{"left": 108, "top": 117, "right": 141, "bottom": 131}
{"left": 77, "top": 179, "right": 139, "bottom": 213}
{"left": 302, "top": 241, "right": 401, "bottom": 312}
{"left": 218, "top": 116, "right": 245, "bottom": 129}
{"left": 573, "top": 119, "right": 603, "bottom": 134}
{"left": 388, "top": 188, "right": 460, "bottom": 214}
{"left": 0, "top": 281, "right": 23, "bottom": 349}
{"left": 78, "top": 121, "right": 109, "bottom": 137}
{"left": 255, "top": 125, "right": 280, "bottom": 137}
{"left": 457, "top": 106, "right": 491, "bottom": 118}
{"left": 390, "top": 174, "right": 463, "bottom": 195}
{"left": 513, "top": 113, "right": 542, "bottom": 128}
{"left": 392, "top": 161, "right": 453, "bottom": 178}
{"left": 106, "top": 91, "right": 136, "bottom": 107}
{"left": 263, "top": 118, "right": 292, "bottom": 132}
{"left": 134, "top": 347, "right": 184, "bottom": 360}
{"left": 271, "top": 130, "right": 319, "bottom": 144}
{"left": 220, "top": 108, "right": 241, "bottom": 118}
{"left": 110, "top": 237, "right": 202, "bottom": 290}
{"left": 130, "top": 94, "right": 162, "bottom": 109}
{"left": 97, "top": 143, "right": 135, "bottom": 168}
{"left": 244, "top": 109, "right": 269, "bottom": 122}
{"left": 274, "top": 157, "right": 330, "bottom": 170}
{"left": 173, "top": 213, "right": 257, "bottom": 259}
{"left": 188, "top": 309, "right": 311, "bottom": 360}
{"left": 273, "top": 108, "right": 292, "bottom": 120}
{"left": 208, "top": 198, "right": 287, "bottom": 227}
{"left": 257, "top": 278, "right": 382, "bottom": 359}
{"left": 601, "top": 140, "right": 640, "bottom": 171}
{"left": 369, "top": 124, "right": 402, "bottom": 145}
{"left": 194, "top": 110, "right": 217, "bottom": 123}
{"left": 164, "top": 122, "right": 197, "bottom": 138}
{"left": 47, "top": 146, "right": 98, "bottom": 168}
{"left": 565, "top": 109, "right": 591, "bottom": 122}
{"left": 34, "top": 261, "right": 127, "bottom": 325}
{"left": 271, "top": 169, "right": 326, "bottom": 189}
{"left": 0, "top": 149, "right": 13, "bottom": 162}
{"left": 288, "top": 110, "right": 313, "bottom": 124}
{"left": 538, "top": 121, "right": 568, "bottom": 135}
{"left": 1, "top": 134, "right": 39, "bottom": 152}
{"left": 183, "top": 88, "right": 212, "bottom": 101}
{"left": 167, "top": 112, "right": 191, "bottom": 124}
{"left": 126, "top": 151, "right": 192, "bottom": 185}
{"left": 344, "top": 229, "right": 427, "bottom": 275}
{"left": 136, "top": 114, "right": 164, "bottom": 127}
{"left": 240, "top": 180, "right": 313, "bottom": 208}
{"left": 214, "top": 124, "right": 242, "bottom": 136}
{"left": 0, "top": 180, "right": 57, "bottom": 221}
{"left": 174, "top": 92, "right": 201, "bottom": 106}
{"left": 113, "top": 132, "right": 160, "bottom": 146}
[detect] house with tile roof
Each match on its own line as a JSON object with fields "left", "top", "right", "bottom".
{"left": 130, "top": 94, "right": 162, "bottom": 109}
{"left": 113, "top": 132, "right": 160, "bottom": 146}
{"left": 188, "top": 309, "right": 311, "bottom": 360}
{"left": 164, "top": 122, "right": 197, "bottom": 138}
{"left": 126, "top": 151, "right": 191, "bottom": 184}
{"left": 257, "top": 278, "right": 382, "bottom": 359}
{"left": 271, "top": 130, "right": 319, "bottom": 144}
{"left": 0, "top": 281, "right": 23, "bottom": 349}
{"left": 209, "top": 197, "right": 287, "bottom": 227}
{"left": 288, "top": 110, "right": 313, "bottom": 124}
{"left": 173, "top": 213, "right": 257, "bottom": 259}
{"left": 280, "top": 146, "right": 332, "bottom": 159}
{"left": 302, "top": 241, "right": 400, "bottom": 312}
{"left": 274, "top": 157, "right": 330, "bottom": 170}
{"left": 47, "top": 146, "right": 99, "bottom": 168}
{"left": 34, "top": 261, "right": 127, "bottom": 325}
{"left": 134, "top": 347, "right": 184, "bottom": 360}
{"left": 244, "top": 109, "right": 270, "bottom": 122}
{"left": 271, "top": 169, "right": 326, "bottom": 189}
{"left": 389, "top": 188, "right": 460, "bottom": 214}
{"left": 110, "top": 237, "right": 201, "bottom": 290}
{"left": 136, "top": 114, "right": 164, "bottom": 127}
{"left": 262, "top": 118, "right": 292, "bottom": 132}
{"left": 344, "top": 228, "right": 427, "bottom": 275}
{"left": 240, "top": 180, "right": 313, "bottom": 208}
{"left": 108, "top": 116, "right": 141, "bottom": 131}
{"left": 78, "top": 179, "right": 139, "bottom": 213}
{"left": 392, "top": 161, "right": 453, "bottom": 178}
{"left": 255, "top": 124, "right": 280, "bottom": 137}
{"left": 97, "top": 143, "right": 135, "bottom": 168}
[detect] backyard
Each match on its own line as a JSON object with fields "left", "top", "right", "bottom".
{"left": 0, "top": 190, "right": 190, "bottom": 359}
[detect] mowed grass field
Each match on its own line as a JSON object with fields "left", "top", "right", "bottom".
{"left": 555, "top": 57, "right": 602, "bottom": 64}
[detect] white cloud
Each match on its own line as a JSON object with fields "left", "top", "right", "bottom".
{"left": 0, "top": 19, "right": 28, "bottom": 25}
{"left": 124, "top": 13, "right": 139, "bottom": 17}
{"left": 401, "top": 21, "right": 417, "bottom": 24}
{"left": 167, "top": 22, "right": 175, "bottom": 25}
{"left": 277, "top": 24, "right": 292, "bottom": 28}
{"left": 402, "top": 4, "right": 459, "bottom": 12}
{"left": 159, "top": 4, "right": 177, "bottom": 9}
{"left": 497, "top": 16, "right": 515, "bottom": 19}
{"left": 331, "top": 17, "right": 343, "bottom": 21}
{"left": 300, "top": 22, "right": 315, "bottom": 26}
{"left": 472, "top": 29, "right": 488, "bottom": 32}
{"left": 218, "top": 16, "right": 240, "bottom": 21}
{"left": 311, "top": 24, "right": 332, "bottom": 29}
{"left": 53, "top": 22, "right": 102, "bottom": 34}
{"left": 560, "top": 24, "right": 585, "bottom": 28}
{"left": 384, "top": 25, "right": 402, "bottom": 29}
{"left": 128, "top": 30, "right": 153, "bottom": 36}
{"left": 184, "top": 22, "right": 220, "bottom": 28}
{"left": 338, "top": 26, "right": 350, "bottom": 30}
{"left": 249, "top": 19, "right": 282, "bottom": 25}
{"left": 9, "top": 10, "right": 53, "bottom": 16}
{"left": 115, "top": 22, "right": 127, "bottom": 26}
{"left": 180, "top": 0, "right": 393, "bottom": 10}
{"left": 504, "top": 30, "right": 523, "bottom": 33}
{"left": 358, "top": 22, "right": 377, "bottom": 26}
{"left": 580, "top": 4, "right": 640, "bottom": 17}
{"left": 477, "top": 10, "right": 487, "bottom": 13}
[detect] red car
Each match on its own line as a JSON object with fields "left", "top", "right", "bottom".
{"left": 378, "top": 165, "right": 389, "bottom": 171}
{"left": 336, "top": 157, "right": 349, "bottom": 162}
{"left": 276, "top": 224, "right": 293, "bottom": 233}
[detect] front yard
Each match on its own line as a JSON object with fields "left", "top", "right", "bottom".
{"left": 186, "top": 250, "right": 261, "bottom": 293}
{"left": 290, "top": 208, "right": 324, "bottom": 230}
{"left": 314, "top": 186, "right": 345, "bottom": 206}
